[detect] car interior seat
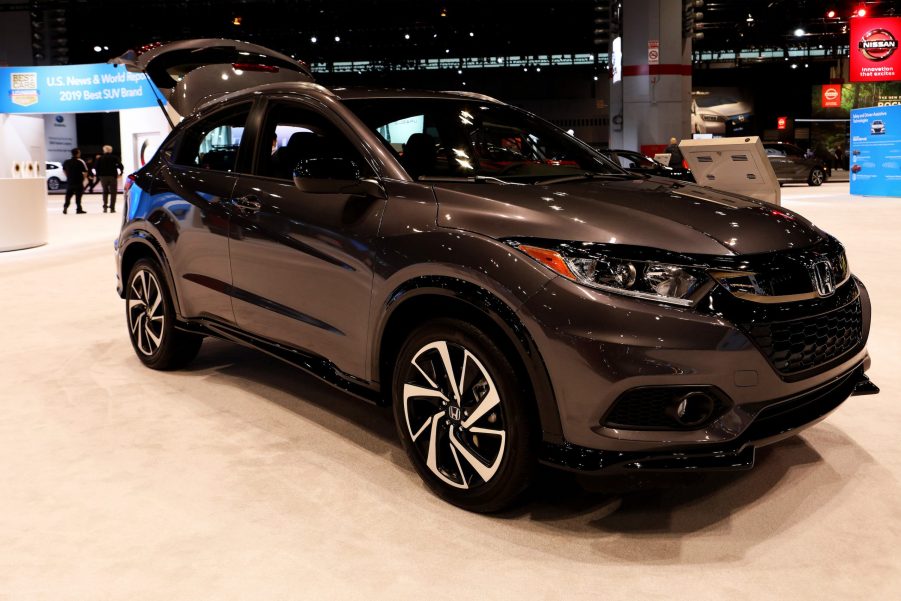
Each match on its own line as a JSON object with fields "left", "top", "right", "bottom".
{"left": 401, "top": 133, "right": 437, "bottom": 180}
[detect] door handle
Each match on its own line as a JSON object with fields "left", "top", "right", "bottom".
{"left": 230, "top": 195, "right": 262, "bottom": 214}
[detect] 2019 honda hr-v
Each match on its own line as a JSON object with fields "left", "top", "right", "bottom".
{"left": 113, "top": 40, "right": 877, "bottom": 511}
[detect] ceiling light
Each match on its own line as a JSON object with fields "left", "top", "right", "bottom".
{"left": 856, "top": 7, "right": 867, "bottom": 17}
{"left": 826, "top": 9, "right": 837, "bottom": 18}
{"left": 93, "top": 45, "right": 102, "bottom": 52}
{"left": 334, "top": 36, "right": 341, "bottom": 42}
{"left": 232, "top": 16, "right": 242, "bottom": 26}
{"left": 310, "top": 36, "right": 317, "bottom": 43}
{"left": 746, "top": 14, "right": 754, "bottom": 23}
{"left": 469, "top": 32, "right": 474, "bottom": 37}
{"left": 404, "top": 34, "right": 410, "bottom": 40}
{"left": 794, "top": 28, "right": 805, "bottom": 37}
{"left": 791, "top": 63, "right": 798, "bottom": 69}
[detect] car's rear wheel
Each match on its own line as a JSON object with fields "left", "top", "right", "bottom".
{"left": 808, "top": 167, "right": 826, "bottom": 186}
{"left": 47, "top": 177, "right": 61, "bottom": 191}
{"left": 392, "top": 318, "right": 536, "bottom": 512}
{"left": 125, "top": 259, "right": 202, "bottom": 370}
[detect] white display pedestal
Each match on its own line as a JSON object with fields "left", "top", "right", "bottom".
{"left": 0, "top": 178, "right": 48, "bottom": 252}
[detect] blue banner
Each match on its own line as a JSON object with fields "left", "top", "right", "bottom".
{"left": 0, "top": 63, "right": 163, "bottom": 114}
{"left": 850, "top": 105, "right": 901, "bottom": 197}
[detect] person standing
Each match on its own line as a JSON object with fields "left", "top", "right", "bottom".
{"left": 96, "top": 144, "right": 124, "bottom": 213}
{"left": 62, "top": 148, "right": 88, "bottom": 214}
{"left": 664, "top": 136, "right": 684, "bottom": 168}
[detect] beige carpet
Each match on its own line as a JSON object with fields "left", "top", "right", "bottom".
{"left": 1, "top": 186, "right": 899, "bottom": 599}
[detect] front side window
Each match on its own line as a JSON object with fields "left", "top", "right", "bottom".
{"left": 258, "top": 102, "right": 372, "bottom": 180}
{"left": 174, "top": 103, "right": 251, "bottom": 172}
{"left": 345, "top": 98, "right": 623, "bottom": 183}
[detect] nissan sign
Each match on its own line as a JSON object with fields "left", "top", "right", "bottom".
{"left": 851, "top": 17, "right": 901, "bottom": 82}
{"left": 822, "top": 84, "right": 842, "bottom": 108}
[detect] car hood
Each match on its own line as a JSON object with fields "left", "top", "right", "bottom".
{"left": 434, "top": 176, "right": 825, "bottom": 256}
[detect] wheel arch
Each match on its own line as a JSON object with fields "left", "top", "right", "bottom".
{"left": 119, "top": 232, "right": 184, "bottom": 318}
{"left": 374, "top": 276, "right": 563, "bottom": 442}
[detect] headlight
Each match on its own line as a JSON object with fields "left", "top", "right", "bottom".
{"left": 515, "top": 243, "right": 708, "bottom": 306}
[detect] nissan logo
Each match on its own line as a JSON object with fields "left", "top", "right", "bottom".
{"left": 811, "top": 260, "right": 836, "bottom": 297}
{"left": 824, "top": 87, "right": 839, "bottom": 101}
{"left": 859, "top": 28, "right": 898, "bottom": 62}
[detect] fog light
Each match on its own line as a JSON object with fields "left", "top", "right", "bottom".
{"left": 667, "top": 391, "right": 716, "bottom": 427}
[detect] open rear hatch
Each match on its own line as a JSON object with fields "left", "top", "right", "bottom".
{"left": 110, "top": 39, "right": 314, "bottom": 118}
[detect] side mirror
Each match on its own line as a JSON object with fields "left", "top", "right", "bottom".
{"left": 292, "top": 157, "right": 385, "bottom": 197}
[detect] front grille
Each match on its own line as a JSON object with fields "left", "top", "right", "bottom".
{"left": 741, "top": 298, "right": 863, "bottom": 376}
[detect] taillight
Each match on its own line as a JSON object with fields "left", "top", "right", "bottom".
{"left": 124, "top": 173, "right": 136, "bottom": 193}
{"left": 682, "top": 159, "right": 690, "bottom": 170}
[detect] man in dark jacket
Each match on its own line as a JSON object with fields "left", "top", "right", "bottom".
{"left": 96, "top": 145, "right": 124, "bottom": 213}
{"left": 62, "top": 148, "right": 88, "bottom": 214}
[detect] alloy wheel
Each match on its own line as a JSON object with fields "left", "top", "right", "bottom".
{"left": 127, "top": 269, "right": 166, "bottom": 356}
{"left": 810, "top": 168, "right": 824, "bottom": 186}
{"left": 402, "top": 340, "right": 507, "bottom": 490}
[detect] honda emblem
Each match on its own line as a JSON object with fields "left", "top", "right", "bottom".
{"left": 811, "top": 260, "right": 835, "bottom": 297}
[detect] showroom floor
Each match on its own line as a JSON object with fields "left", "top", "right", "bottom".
{"left": 1, "top": 185, "right": 899, "bottom": 599}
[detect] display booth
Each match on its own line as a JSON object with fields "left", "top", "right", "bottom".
{"left": 0, "top": 63, "right": 170, "bottom": 251}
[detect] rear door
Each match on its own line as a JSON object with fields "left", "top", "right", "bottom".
{"left": 147, "top": 101, "right": 256, "bottom": 323}
{"left": 226, "top": 97, "right": 387, "bottom": 379}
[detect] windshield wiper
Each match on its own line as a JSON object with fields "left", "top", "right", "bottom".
{"left": 416, "top": 175, "right": 517, "bottom": 185}
{"left": 535, "top": 172, "right": 635, "bottom": 185}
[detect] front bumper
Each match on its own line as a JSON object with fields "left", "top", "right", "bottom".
{"left": 518, "top": 275, "right": 873, "bottom": 465}
{"left": 540, "top": 365, "right": 876, "bottom": 472}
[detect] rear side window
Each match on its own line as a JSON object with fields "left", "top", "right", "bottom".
{"left": 174, "top": 103, "right": 251, "bottom": 172}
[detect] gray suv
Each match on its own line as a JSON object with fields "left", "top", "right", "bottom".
{"left": 113, "top": 40, "right": 876, "bottom": 511}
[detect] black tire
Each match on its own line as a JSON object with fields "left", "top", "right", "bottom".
{"left": 47, "top": 177, "right": 61, "bottom": 191}
{"left": 125, "top": 258, "right": 202, "bottom": 370}
{"left": 808, "top": 167, "right": 825, "bottom": 186}
{"left": 392, "top": 318, "right": 537, "bottom": 512}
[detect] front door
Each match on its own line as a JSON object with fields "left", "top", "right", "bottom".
{"left": 227, "top": 98, "right": 387, "bottom": 379}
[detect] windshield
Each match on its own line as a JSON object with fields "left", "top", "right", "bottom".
{"left": 343, "top": 97, "right": 625, "bottom": 183}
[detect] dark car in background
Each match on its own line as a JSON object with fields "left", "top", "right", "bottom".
{"left": 113, "top": 39, "right": 876, "bottom": 512}
{"left": 763, "top": 142, "right": 829, "bottom": 186}
{"left": 596, "top": 148, "right": 695, "bottom": 182}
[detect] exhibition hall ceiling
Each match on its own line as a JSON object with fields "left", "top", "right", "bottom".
{"left": 6, "top": 0, "right": 901, "bottom": 66}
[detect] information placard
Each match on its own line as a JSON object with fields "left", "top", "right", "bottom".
{"left": 850, "top": 105, "right": 901, "bottom": 197}
{"left": 0, "top": 63, "right": 162, "bottom": 114}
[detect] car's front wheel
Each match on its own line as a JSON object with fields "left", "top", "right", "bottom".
{"left": 392, "top": 318, "right": 536, "bottom": 512}
{"left": 125, "top": 258, "right": 203, "bottom": 370}
{"left": 47, "top": 177, "right": 61, "bottom": 191}
{"left": 808, "top": 167, "right": 826, "bottom": 186}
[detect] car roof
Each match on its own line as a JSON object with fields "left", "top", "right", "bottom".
{"left": 194, "top": 82, "right": 505, "bottom": 115}
{"left": 332, "top": 88, "right": 504, "bottom": 103}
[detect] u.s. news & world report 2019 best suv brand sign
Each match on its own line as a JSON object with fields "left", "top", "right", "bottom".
{"left": 0, "top": 63, "right": 162, "bottom": 114}
{"left": 851, "top": 17, "right": 901, "bottom": 82}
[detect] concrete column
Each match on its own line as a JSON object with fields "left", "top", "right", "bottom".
{"left": 610, "top": 0, "right": 692, "bottom": 153}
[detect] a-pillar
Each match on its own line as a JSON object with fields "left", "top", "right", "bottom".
{"left": 609, "top": 0, "right": 692, "bottom": 155}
